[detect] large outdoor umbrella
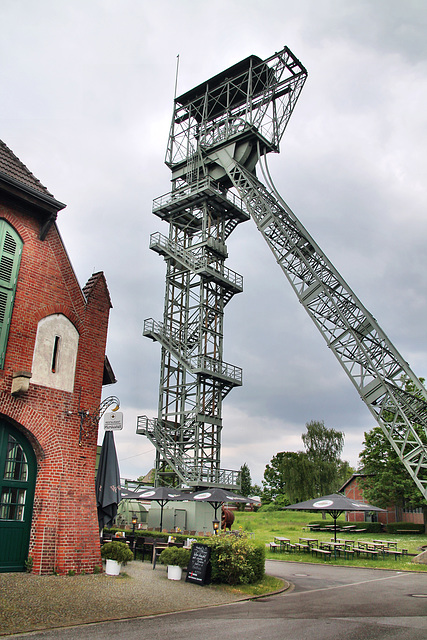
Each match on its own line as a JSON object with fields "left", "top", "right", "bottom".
{"left": 190, "top": 488, "right": 258, "bottom": 520}
{"left": 285, "top": 493, "right": 385, "bottom": 542}
{"left": 95, "top": 430, "right": 121, "bottom": 531}
{"left": 119, "top": 486, "right": 154, "bottom": 500}
{"left": 119, "top": 486, "right": 139, "bottom": 500}
{"left": 136, "top": 487, "right": 190, "bottom": 530}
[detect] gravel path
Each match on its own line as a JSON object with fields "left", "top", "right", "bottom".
{"left": 0, "top": 562, "right": 249, "bottom": 636}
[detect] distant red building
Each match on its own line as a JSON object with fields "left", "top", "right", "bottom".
{"left": 0, "top": 140, "right": 115, "bottom": 573}
{"left": 340, "top": 473, "right": 423, "bottom": 526}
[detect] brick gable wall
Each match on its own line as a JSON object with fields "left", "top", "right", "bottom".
{"left": 0, "top": 201, "right": 112, "bottom": 574}
{"left": 342, "top": 475, "right": 423, "bottom": 526}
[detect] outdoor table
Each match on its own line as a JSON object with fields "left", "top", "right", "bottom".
{"left": 368, "top": 542, "right": 395, "bottom": 556}
{"left": 356, "top": 540, "right": 368, "bottom": 549}
{"left": 320, "top": 541, "right": 344, "bottom": 558}
{"left": 373, "top": 540, "right": 398, "bottom": 549}
{"left": 365, "top": 542, "right": 386, "bottom": 551}
{"left": 333, "top": 538, "right": 355, "bottom": 547}
{"left": 274, "top": 536, "right": 290, "bottom": 547}
{"left": 299, "top": 537, "right": 318, "bottom": 548}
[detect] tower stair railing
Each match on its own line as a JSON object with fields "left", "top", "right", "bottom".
{"left": 143, "top": 318, "right": 242, "bottom": 386}
{"left": 136, "top": 415, "right": 240, "bottom": 487}
{"left": 149, "top": 232, "right": 243, "bottom": 293}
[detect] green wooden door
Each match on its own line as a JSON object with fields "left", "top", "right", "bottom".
{"left": 0, "top": 421, "right": 36, "bottom": 572}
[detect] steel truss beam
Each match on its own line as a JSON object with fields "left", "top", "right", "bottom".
{"left": 216, "top": 154, "right": 427, "bottom": 499}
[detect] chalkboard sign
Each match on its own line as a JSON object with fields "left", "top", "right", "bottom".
{"left": 185, "top": 543, "right": 211, "bottom": 586}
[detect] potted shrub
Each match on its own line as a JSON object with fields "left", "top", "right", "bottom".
{"left": 100, "top": 541, "right": 133, "bottom": 576}
{"left": 160, "top": 546, "right": 191, "bottom": 581}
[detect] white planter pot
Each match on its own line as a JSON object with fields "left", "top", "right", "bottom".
{"left": 105, "top": 559, "right": 121, "bottom": 576}
{"left": 167, "top": 565, "right": 182, "bottom": 580}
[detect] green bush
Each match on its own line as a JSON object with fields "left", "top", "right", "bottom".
{"left": 259, "top": 502, "right": 280, "bottom": 512}
{"left": 100, "top": 541, "right": 134, "bottom": 565}
{"left": 104, "top": 528, "right": 192, "bottom": 545}
{"left": 386, "top": 522, "right": 424, "bottom": 534}
{"left": 159, "top": 546, "right": 191, "bottom": 568}
{"left": 205, "top": 534, "right": 265, "bottom": 585}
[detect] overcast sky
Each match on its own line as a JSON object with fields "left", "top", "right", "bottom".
{"left": 2, "top": 0, "right": 427, "bottom": 486}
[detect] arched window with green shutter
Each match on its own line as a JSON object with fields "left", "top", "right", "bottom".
{"left": 0, "top": 220, "right": 23, "bottom": 369}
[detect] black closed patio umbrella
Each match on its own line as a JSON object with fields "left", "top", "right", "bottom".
{"left": 95, "top": 430, "right": 121, "bottom": 532}
{"left": 136, "top": 487, "right": 190, "bottom": 531}
{"left": 285, "top": 493, "right": 385, "bottom": 542}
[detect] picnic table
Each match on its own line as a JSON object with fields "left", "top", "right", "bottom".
{"left": 357, "top": 541, "right": 387, "bottom": 551}
{"left": 299, "top": 537, "right": 318, "bottom": 549}
{"left": 334, "top": 538, "right": 355, "bottom": 547}
{"left": 269, "top": 537, "right": 290, "bottom": 552}
{"left": 353, "top": 541, "right": 381, "bottom": 559}
{"left": 319, "top": 541, "right": 344, "bottom": 558}
{"left": 273, "top": 536, "right": 290, "bottom": 550}
{"left": 373, "top": 539, "right": 398, "bottom": 549}
{"left": 372, "top": 539, "right": 407, "bottom": 558}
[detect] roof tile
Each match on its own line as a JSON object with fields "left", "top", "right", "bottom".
{"left": 0, "top": 139, "right": 54, "bottom": 197}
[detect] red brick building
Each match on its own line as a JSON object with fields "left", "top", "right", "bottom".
{"left": 0, "top": 139, "right": 115, "bottom": 573}
{"left": 340, "top": 473, "right": 423, "bottom": 526}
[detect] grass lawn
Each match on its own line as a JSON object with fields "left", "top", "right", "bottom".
{"left": 210, "top": 574, "right": 286, "bottom": 597}
{"left": 233, "top": 509, "right": 427, "bottom": 572}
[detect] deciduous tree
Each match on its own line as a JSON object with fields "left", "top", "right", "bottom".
{"left": 359, "top": 426, "right": 424, "bottom": 510}
{"left": 262, "top": 421, "right": 353, "bottom": 506}
{"left": 359, "top": 376, "right": 427, "bottom": 527}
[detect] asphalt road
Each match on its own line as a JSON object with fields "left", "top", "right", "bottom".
{"left": 5, "top": 560, "right": 427, "bottom": 640}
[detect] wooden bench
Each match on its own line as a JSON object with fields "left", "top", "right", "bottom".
{"left": 355, "top": 547, "right": 378, "bottom": 560}
{"left": 294, "top": 543, "right": 309, "bottom": 553}
{"left": 396, "top": 530, "right": 420, "bottom": 534}
{"left": 383, "top": 549, "right": 403, "bottom": 559}
{"left": 269, "top": 542, "right": 281, "bottom": 552}
{"left": 311, "top": 548, "right": 331, "bottom": 559}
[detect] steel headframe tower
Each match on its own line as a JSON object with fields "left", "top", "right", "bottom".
{"left": 139, "top": 44, "right": 427, "bottom": 500}
{"left": 137, "top": 47, "right": 307, "bottom": 489}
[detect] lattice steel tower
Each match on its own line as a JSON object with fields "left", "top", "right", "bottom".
{"left": 138, "top": 45, "right": 427, "bottom": 498}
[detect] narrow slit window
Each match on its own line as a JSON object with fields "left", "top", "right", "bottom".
{"left": 51, "top": 335, "right": 60, "bottom": 373}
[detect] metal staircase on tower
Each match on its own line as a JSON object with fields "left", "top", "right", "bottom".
{"left": 138, "top": 173, "right": 248, "bottom": 489}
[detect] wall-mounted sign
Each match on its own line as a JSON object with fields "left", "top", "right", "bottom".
{"left": 104, "top": 411, "right": 123, "bottom": 430}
